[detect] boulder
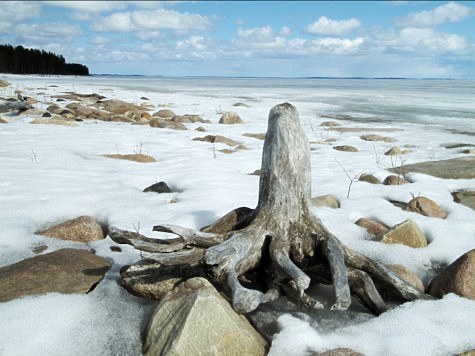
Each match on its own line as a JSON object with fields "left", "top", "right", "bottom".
{"left": 0, "top": 79, "right": 10, "bottom": 87}
{"left": 452, "top": 191, "right": 475, "bottom": 210}
{"left": 0, "top": 248, "right": 111, "bottom": 302}
{"left": 383, "top": 175, "right": 409, "bottom": 185}
{"left": 143, "top": 181, "right": 172, "bottom": 194}
{"left": 358, "top": 173, "right": 381, "bottom": 184}
{"left": 379, "top": 219, "right": 427, "bottom": 248}
{"left": 333, "top": 145, "right": 359, "bottom": 152}
{"left": 149, "top": 118, "right": 187, "bottom": 130}
{"left": 360, "top": 134, "right": 397, "bottom": 142}
{"left": 171, "top": 114, "right": 206, "bottom": 123}
{"left": 101, "top": 99, "right": 135, "bottom": 114}
{"left": 428, "top": 249, "right": 475, "bottom": 300}
{"left": 195, "top": 126, "right": 206, "bottom": 132}
{"left": 102, "top": 153, "right": 156, "bottom": 163}
{"left": 355, "top": 218, "right": 389, "bottom": 236}
{"left": 153, "top": 109, "right": 176, "bottom": 119}
{"left": 42, "top": 112, "right": 52, "bottom": 117}
{"left": 37, "top": 216, "right": 104, "bottom": 242}
{"left": 405, "top": 196, "right": 448, "bottom": 219}
{"left": 219, "top": 111, "right": 244, "bottom": 124}
{"left": 193, "top": 135, "right": 241, "bottom": 147}
{"left": 386, "top": 264, "right": 424, "bottom": 292}
{"left": 143, "top": 277, "right": 268, "bottom": 356}
{"left": 312, "top": 195, "right": 340, "bottom": 209}
{"left": 30, "top": 118, "right": 78, "bottom": 127}
{"left": 390, "top": 156, "right": 475, "bottom": 179}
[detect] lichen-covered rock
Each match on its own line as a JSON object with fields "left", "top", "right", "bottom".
{"left": 0, "top": 248, "right": 111, "bottom": 302}
{"left": 102, "top": 153, "right": 156, "bottom": 163}
{"left": 37, "top": 216, "right": 104, "bottom": 242}
{"left": 379, "top": 219, "right": 427, "bottom": 248}
{"left": 405, "top": 196, "right": 448, "bottom": 219}
{"left": 143, "top": 277, "right": 268, "bottom": 356}
{"left": 428, "top": 249, "right": 475, "bottom": 300}
{"left": 312, "top": 195, "right": 340, "bottom": 209}
{"left": 219, "top": 111, "right": 244, "bottom": 124}
{"left": 383, "top": 175, "right": 409, "bottom": 185}
{"left": 355, "top": 218, "right": 389, "bottom": 236}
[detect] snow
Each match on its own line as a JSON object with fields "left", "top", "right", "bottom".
{"left": 1, "top": 74, "right": 474, "bottom": 355}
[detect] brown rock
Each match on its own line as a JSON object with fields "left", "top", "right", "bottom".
{"left": 219, "top": 111, "right": 244, "bottom": 124}
{"left": 379, "top": 219, "right": 427, "bottom": 248}
{"left": 102, "top": 153, "right": 156, "bottom": 163}
{"left": 355, "top": 218, "right": 389, "bottom": 236}
{"left": 149, "top": 118, "right": 187, "bottom": 130}
{"left": 383, "top": 175, "right": 409, "bottom": 185}
{"left": 386, "top": 264, "right": 424, "bottom": 292}
{"left": 153, "top": 109, "right": 176, "bottom": 119}
{"left": 360, "top": 134, "right": 397, "bottom": 143}
{"left": 405, "top": 196, "right": 448, "bottom": 219}
{"left": 37, "top": 216, "right": 104, "bottom": 242}
{"left": 195, "top": 126, "right": 206, "bottom": 132}
{"left": 141, "top": 112, "right": 152, "bottom": 120}
{"left": 452, "top": 191, "right": 475, "bottom": 210}
{"left": 359, "top": 173, "right": 381, "bottom": 184}
{"left": 333, "top": 145, "right": 359, "bottom": 152}
{"left": 0, "top": 248, "right": 111, "bottom": 302}
{"left": 385, "top": 146, "right": 411, "bottom": 156}
{"left": 101, "top": 99, "right": 135, "bottom": 114}
{"left": 171, "top": 114, "right": 206, "bottom": 123}
{"left": 428, "top": 249, "right": 475, "bottom": 300}
{"left": 0, "top": 117, "right": 8, "bottom": 123}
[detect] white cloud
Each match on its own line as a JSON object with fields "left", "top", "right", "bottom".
{"left": 237, "top": 25, "right": 273, "bottom": 41}
{"left": 91, "top": 9, "right": 211, "bottom": 33}
{"left": 135, "top": 31, "right": 162, "bottom": 41}
{"left": 396, "top": 2, "right": 471, "bottom": 27}
{"left": 311, "top": 37, "right": 364, "bottom": 54}
{"left": 0, "top": 1, "right": 41, "bottom": 22}
{"left": 279, "top": 26, "right": 291, "bottom": 37}
{"left": 90, "top": 36, "right": 109, "bottom": 45}
{"left": 374, "top": 27, "right": 467, "bottom": 53}
{"left": 16, "top": 23, "right": 82, "bottom": 43}
{"left": 304, "top": 16, "right": 361, "bottom": 36}
{"left": 42, "top": 1, "right": 126, "bottom": 13}
{"left": 175, "top": 35, "right": 216, "bottom": 59}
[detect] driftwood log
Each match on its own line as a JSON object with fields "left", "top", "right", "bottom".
{"left": 110, "top": 103, "right": 431, "bottom": 315}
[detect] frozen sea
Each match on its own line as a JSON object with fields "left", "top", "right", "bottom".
{"left": 0, "top": 74, "right": 474, "bottom": 355}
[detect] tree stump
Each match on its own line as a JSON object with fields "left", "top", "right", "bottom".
{"left": 110, "top": 103, "right": 431, "bottom": 315}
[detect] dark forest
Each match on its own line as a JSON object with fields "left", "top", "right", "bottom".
{"left": 0, "top": 44, "right": 89, "bottom": 76}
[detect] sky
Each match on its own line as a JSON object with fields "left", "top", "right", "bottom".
{"left": 0, "top": 1, "right": 474, "bottom": 78}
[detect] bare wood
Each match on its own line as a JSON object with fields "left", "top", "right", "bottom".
{"left": 111, "top": 102, "right": 431, "bottom": 315}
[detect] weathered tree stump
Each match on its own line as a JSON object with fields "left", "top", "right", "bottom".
{"left": 110, "top": 103, "right": 431, "bottom": 315}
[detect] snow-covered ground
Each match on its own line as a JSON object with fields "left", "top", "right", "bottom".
{"left": 0, "top": 74, "right": 474, "bottom": 355}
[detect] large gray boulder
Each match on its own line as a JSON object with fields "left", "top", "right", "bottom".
{"left": 0, "top": 248, "right": 111, "bottom": 302}
{"left": 143, "top": 277, "right": 268, "bottom": 356}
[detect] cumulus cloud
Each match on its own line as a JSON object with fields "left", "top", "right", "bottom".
{"left": 311, "top": 37, "right": 364, "bottom": 54}
{"left": 175, "top": 35, "right": 216, "bottom": 59}
{"left": 0, "top": 1, "right": 40, "bottom": 22}
{"left": 15, "top": 23, "right": 82, "bottom": 43}
{"left": 91, "top": 9, "right": 211, "bottom": 33}
{"left": 304, "top": 16, "right": 361, "bottom": 36}
{"left": 396, "top": 2, "right": 471, "bottom": 27}
{"left": 374, "top": 27, "right": 467, "bottom": 53}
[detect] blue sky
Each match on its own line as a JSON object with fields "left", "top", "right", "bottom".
{"left": 1, "top": 1, "right": 474, "bottom": 78}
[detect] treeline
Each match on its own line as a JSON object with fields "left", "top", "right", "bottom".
{"left": 0, "top": 44, "right": 89, "bottom": 75}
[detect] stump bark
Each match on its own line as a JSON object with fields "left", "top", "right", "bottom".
{"left": 110, "top": 103, "right": 431, "bottom": 315}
